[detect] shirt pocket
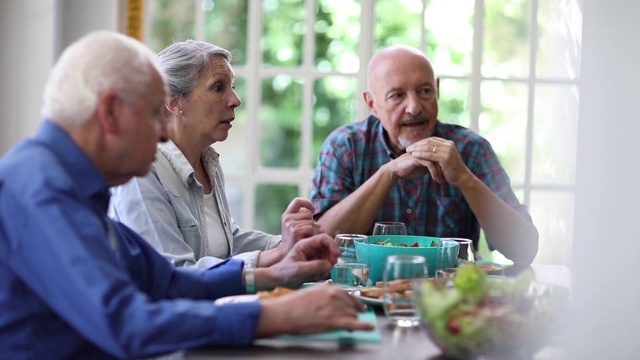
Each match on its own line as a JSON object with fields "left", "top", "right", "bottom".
{"left": 175, "top": 220, "right": 203, "bottom": 255}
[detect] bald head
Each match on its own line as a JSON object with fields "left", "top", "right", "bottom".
{"left": 367, "top": 45, "right": 436, "bottom": 92}
{"left": 363, "top": 45, "right": 440, "bottom": 153}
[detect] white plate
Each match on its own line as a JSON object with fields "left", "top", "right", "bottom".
{"left": 351, "top": 289, "right": 383, "bottom": 307}
{"left": 214, "top": 294, "right": 259, "bottom": 305}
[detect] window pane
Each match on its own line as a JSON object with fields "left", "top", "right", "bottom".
{"left": 262, "top": 0, "right": 306, "bottom": 67}
{"left": 259, "top": 76, "right": 303, "bottom": 168}
{"left": 425, "top": 0, "right": 475, "bottom": 76}
{"left": 254, "top": 184, "right": 299, "bottom": 234}
{"left": 215, "top": 78, "right": 247, "bottom": 174}
{"left": 375, "top": 0, "right": 423, "bottom": 50}
{"left": 438, "top": 78, "right": 471, "bottom": 128}
{"left": 148, "top": 0, "right": 196, "bottom": 52}
{"left": 483, "top": 0, "right": 532, "bottom": 78}
{"left": 312, "top": 76, "right": 357, "bottom": 167}
{"left": 529, "top": 190, "right": 574, "bottom": 266}
{"left": 532, "top": 84, "right": 578, "bottom": 184}
{"left": 315, "top": 0, "right": 361, "bottom": 73}
{"left": 480, "top": 81, "right": 528, "bottom": 184}
{"left": 536, "top": 0, "right": 582, "bottom": 79}
{"left": 203, "top": 0, "right": 248, "bottom": 66}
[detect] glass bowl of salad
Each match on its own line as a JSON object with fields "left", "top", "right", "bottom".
{"left": 413, "top": 265, "right": 570, "bottom": 359}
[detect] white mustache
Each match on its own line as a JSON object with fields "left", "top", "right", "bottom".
{"left": 400, "top": 115, "right": 429, "bottom": 126}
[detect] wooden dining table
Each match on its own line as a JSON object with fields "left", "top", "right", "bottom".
{"left": 183, "top": 264, "right": 571, "bottom": 360}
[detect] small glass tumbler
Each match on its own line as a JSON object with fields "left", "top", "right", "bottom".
{"left": 372, "top": 221, "right": 407, "bottom": 236}
{"left": 382, "top": 255, "right": 428, "bottom": 327}
{"left": 435, "top": 239, "right": 459, "bottom": 278}
{"left": 442, "top": 238, "right": 476, "bottom": 266}
{"left": 331, "top": 234, "right": 369, "bottom": 288}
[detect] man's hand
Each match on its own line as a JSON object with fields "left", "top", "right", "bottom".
{"left": 255, "top": 284, "right": 374, "bottom": 337}
{"left": 383, "top": 152, "right": 430, "bottom": 181}
{"left": 406, "top": 137, "right": 475, "bottom": 186}
{"left": 256, "top": 234, "right": 339, "bottom": 289}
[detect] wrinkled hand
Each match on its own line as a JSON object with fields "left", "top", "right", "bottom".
{"left": 385, "top": 152, "right": 430, "bottom": 180}
{"left": 267, "top": 234, "right": 339, "bottom": 288}
{"left": 279, "top": 198, "right": 324, "bottom": 255}
{"left": 257, "top": 284, "right": 374, "bottom": 336}
{"left": 406, "top": 137, "right": 474, "bottom": 186}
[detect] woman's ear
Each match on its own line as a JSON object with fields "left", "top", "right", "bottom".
{"left": 165, "top": 95, "right": 182, "bottom": 115}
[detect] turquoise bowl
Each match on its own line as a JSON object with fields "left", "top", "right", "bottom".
{"left": 354, "top": 235, "right": 459, "bottom": 283}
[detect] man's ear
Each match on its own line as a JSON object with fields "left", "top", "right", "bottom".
{"left": 436, "top": 77, "right": 440, "bottom": 100}
{"left": 95, "top": 91, "right": 121, "bottom": 134}
{"left": 363, "top": 91, "right": 377, "bottom": 116}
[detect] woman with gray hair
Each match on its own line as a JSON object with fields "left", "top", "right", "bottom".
{"left": 110, "top": 40, "right": 321, "bottom": 269}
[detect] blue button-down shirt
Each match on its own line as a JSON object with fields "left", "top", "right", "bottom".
{"left": 311, "top": 115, "right": 531, "bottom": 246}
{"left": 0, "top": 121, "right": 260, "bottom": 359}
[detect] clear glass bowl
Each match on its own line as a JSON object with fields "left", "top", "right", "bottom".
{"left": 413, "top": 275, "right": 570, "bottom": 359}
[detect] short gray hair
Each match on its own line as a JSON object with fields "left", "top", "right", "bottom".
{"left": 155, "top": 40, "right": 231, "bottom": 98}
{"left": 41, "top": 31, "right": 159, "bottom": 126}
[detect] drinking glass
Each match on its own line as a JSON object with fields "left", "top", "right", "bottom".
{"left": 331, "top": 234, "right": 369, "bottom": 288}
{"left": 372, "top": 221, "right": 407, "bottom": 236}
{"left": 442, "top": 238, "right": 476, "bottom": 266}
{"left": 435, "top": 239, "right": 459, "bottom": 279}
{"left": 382, "top": 255, "right": 428, "bottom": 327}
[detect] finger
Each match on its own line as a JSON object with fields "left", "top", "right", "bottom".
{"left": 282, "top": 211, "right": 315, "bottom": 225}
{"left": 288, "top": 224, "right": 318, "bottom": 240}
{"left": 294, "top": 259, "right": 334, "bottom": 279}
{"left": 425, "top": 161, "right": 445, "bottom": 183}
{"left": 283, "top": 197, "right": 315, "bottom": 214}
{"left": 294, "top": 235, "right": 340, "bottom": 261}
{"left": 334, "top": 319, "right": 376, "bottom": 332}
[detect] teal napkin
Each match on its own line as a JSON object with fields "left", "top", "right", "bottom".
{"left": 275, "top": 310, "right": 381, "bottom": 344}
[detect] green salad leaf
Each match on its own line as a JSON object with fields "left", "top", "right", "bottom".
{"left": 453, "top": 264, "right": 487, "bottom": 298}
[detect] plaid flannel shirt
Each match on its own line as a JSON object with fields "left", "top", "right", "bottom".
{"left": 310, "top": 115, "right": 531, "bottom": 246}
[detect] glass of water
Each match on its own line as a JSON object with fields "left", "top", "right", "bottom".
{"left": 372, "top": 221, "right": 407, "bottom": 236}
{"left": 382, "top": 255, "right": 428, "bottom": 327}
{"left": 441, "top": 238, "right": 476, "bottom": 266}
{"left": 331, "top": 234, "right": 369, "bottom": 288}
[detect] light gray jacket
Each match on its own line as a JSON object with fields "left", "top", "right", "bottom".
{"left": 109, "top": 141, "right": 280, "bottom": 268}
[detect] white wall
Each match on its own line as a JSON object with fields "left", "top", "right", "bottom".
{"left": 571, "top": 0, "right": 640, "bottom": 358}
{"left": 0, "top": 0, "right": 116, "bottom": 155}
{"left": 0, "top": 0, "right": 54, "bottom": 154}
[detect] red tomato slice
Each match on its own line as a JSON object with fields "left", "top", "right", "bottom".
{"left": 411, "top": 242, "right": 419, "bottom": 247}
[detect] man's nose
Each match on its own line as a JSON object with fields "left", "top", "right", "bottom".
{"left": 405, "top": 92, "right": 423, "bottom": 116}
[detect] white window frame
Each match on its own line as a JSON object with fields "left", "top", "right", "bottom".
{"left": 144, "top": 0, "right": 579, "bottom": 264}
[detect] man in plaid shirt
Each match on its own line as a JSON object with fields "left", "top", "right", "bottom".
{"left": 310, "top": 45, "right": 538, "bottom": 265}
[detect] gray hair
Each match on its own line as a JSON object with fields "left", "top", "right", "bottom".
{"left": 41, "top": 31, "right": 159, "bottom": 126}
{"left": 155, "top": 40, "right": 231, "bottom": 98}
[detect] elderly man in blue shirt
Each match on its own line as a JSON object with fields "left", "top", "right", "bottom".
{"left": 0, "top": 31, "right": 371, "bottom": 359}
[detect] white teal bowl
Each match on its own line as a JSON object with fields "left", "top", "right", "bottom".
{"left": 354, "top": 235, "right": 458, "bottom": 283}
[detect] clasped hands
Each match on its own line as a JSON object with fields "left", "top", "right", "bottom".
{"left": 390, "top": 136, "right": 474, "bottom": 186}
